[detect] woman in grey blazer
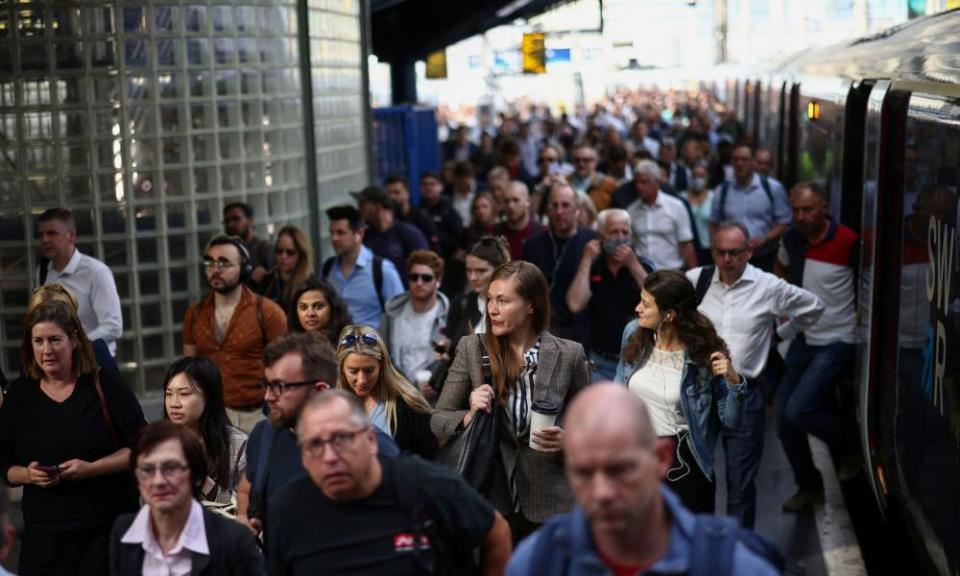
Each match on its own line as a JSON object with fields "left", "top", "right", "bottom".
{"left": 432, "top": 261, "right": 590, "bottom": 541}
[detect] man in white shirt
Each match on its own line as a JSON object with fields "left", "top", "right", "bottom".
{"left": 37, "top": 208, "right": 123, "bottom": 356}
{"left": 626, "top": 160, "right": 697, "bottom": 270}
{"left": 379, "top": 250, "right": 449, "bottom": 391}
{"left": 687, "top": 222, "right": 823, "bottom": 528}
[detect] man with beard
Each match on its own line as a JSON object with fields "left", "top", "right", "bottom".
{"left": 183, "top": 235, "right": 288, "bottom": 433}
{"left": 236, "top": 333, "right": 399, "bottom": 541}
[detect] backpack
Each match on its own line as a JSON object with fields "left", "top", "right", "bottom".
{"left": 528, "top": 511, "right": 785, "bottom": 576}
{"left": 695, "top": 265, "right": 715, "bottom": 306}
{"left": 322, "top": 254, "right": 385, "bottom": 311}
{"left": 718, "top": 175, "right": 774, "bottom": 222}
{"left": 391, "top": 456, "right": 480, "bottom": 576}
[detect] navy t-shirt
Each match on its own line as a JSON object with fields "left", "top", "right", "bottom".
{"left": 364, "top": 222, "right": 429, "bottom": 285}
{"left": 588, "top": 258, "right": 642, "bottom": 356}
{"left": 268, "top": 455, "right": 494, "bottom": 576}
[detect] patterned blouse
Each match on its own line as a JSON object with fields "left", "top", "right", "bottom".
{"left": 203, "top": 425, "right": 248, "bottom": 507}
{"left": 506, "top": 340, "right": 541, "bottom": 512}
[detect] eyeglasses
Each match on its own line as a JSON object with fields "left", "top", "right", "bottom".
{"left": 408, "top": 273, "right": 435, "bottom": 284}
{"left": 339, "top": 333, "right": 379, "bottom": 348}
{"left": 275, "top": 248, "right": 298, "bottom": 257}
{"left": 135, "top": 461, "right": 189, "bottom": 481}
{"left": 573, "top": 156, "right": 595, "bottom": 164}
{"left": 712, "top": 247, "right": 749, "bottom": 258}
{"left": 259, "top": 378, "right": 317, "bottom": 395}
{"left": 299, "top": 427, "right": 368, "bottom": 458}
{"left": 539, "top": 156, "right": 558, "bottom": 163}
{"left": 201, "top": 258, "right": 238, "bottom": 271}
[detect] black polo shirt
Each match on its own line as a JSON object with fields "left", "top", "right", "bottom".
{"left": 588, "top": 257, "right": 642, "bottom": 357}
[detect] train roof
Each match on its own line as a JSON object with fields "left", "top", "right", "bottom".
{"left": 779, "top": 9, "right": 960, "bottom": 86}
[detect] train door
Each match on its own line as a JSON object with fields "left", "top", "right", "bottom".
{"left": 751, "top": 79, "right": 762, "bottom": 147}
{"left": 785, "top": 82, "right": 800, "bottom": 189}
{"left": 890, "top": 90, "right": 960, "bottom": 575}
{"left": 855, "top": 80, "right": 893, "bottom": 514}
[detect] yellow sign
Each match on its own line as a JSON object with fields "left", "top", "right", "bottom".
{"left": 522, "top": 32, "right": 546, "bottom": 75}
{"left": 425, "top": 50, "right": 447, "bottom": 80}
{"left": 948, "top": 0, "right": 960, "bottom": 8}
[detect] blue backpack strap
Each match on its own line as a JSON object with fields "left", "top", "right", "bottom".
{"left": 758, "top": 174, "right": 774, "bottom": 207}
{"left": 690, "top": 515, "right": 738, "bottom": 576}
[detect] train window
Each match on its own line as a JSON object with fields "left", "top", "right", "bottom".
{"left": 798, "top": 92, "right": 844, "bottom": 223}
{"left": 895, "top": 92, "right": 960, "bottom": 571}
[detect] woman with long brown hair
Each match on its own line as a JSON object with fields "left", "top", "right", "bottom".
{"left": 257, "top": 225, "right": 314, "bottom": 310}
{"left": 432, "top": 261, "right": 589, "bottom": 541}
{"left": 615, "top": 269, "right": 745, "bottom": 513}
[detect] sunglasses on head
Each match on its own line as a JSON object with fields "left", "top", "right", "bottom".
{"left": 408, "top": 273, "right": 435, "bottom": 283}
{"left": 340, "top": 333, "right": 379, "bottom": 348}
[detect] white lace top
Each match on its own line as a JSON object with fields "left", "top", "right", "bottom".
{"left": 627, "top": 347, "right": 688, "bottom": 437}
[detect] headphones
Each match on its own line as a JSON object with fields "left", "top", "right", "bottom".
{"left": 206, "top": 234, "right": 253, "bottom": 281}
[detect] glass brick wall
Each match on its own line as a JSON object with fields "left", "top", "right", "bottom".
{"left": 0, "top": 1, "right": 370, "bottom": 394}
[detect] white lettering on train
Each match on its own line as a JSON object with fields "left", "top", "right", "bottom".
{"left": 925, "top": 216, "right": 955, "bottom": 416}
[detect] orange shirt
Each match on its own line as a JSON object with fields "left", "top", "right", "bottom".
{"left": 183, "top": 286, "right": 287, "bottom": 408}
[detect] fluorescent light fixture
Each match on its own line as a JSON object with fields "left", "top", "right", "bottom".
{"left": 496, "top": 0, "right": 535, "bottom": 19}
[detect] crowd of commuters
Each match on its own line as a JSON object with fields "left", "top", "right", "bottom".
{"left": 0, "top": 87, "right": 868, "bottom": 575}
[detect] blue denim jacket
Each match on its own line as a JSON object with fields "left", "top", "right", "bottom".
{"left": 614, "top": 319, "right": 746, "bottom": 480}
{"left": 506, "top": 485, "right": 779, "bottom": 576}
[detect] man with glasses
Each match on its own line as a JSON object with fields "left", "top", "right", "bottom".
{"left": 222, "top": 202, "right": 272, "bottom": 287}
{"left": 268, "top": 390, "right": 512, "bottom": 575}
{"left": 236, "top": 333, "right": 399, "bottom": 542}
{"left": 380, "top": 250, "right": 449, "bottom": 385}
{"left": 686, "top": 222, "right": 822, "bottom": 527}
{"left": 183, "top": 235, "right": 287, "bottom": 433}
{"left": 524, "top": 182, "right": 597, "bottom": 343}
{"left": 569, "top": 144, "right": 613, "bottom": 197}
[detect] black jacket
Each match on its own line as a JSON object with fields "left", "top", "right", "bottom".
{"left": 445, "top": 292, "right": 484, "bottom": 357}
{"left": 421, "top": 196, "right": 464, "bottom": 259}
{"left": 393, "top": 395, "right": 438, "bottom": 460}
{"left": 110, "top": 507, "right": 262, "bottom": 576}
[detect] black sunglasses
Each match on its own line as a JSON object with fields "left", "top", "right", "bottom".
{"left": 408, "top": 273, "right": 435, "bottom": 283}
{"left": 339, "top": 333, "right": 379, "bottom": 348}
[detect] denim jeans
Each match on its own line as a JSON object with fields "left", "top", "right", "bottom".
{"left": 722, "top": 381, "right": 765, "bottom": 528}
{"left": 590, "top": 351, "right": 619, "bottom": 383}
{"left": 776, "top": 335, "right": 854, "bottom": 491}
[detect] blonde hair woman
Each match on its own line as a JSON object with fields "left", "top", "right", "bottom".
{"left": 335, "top": 325, "right": 437, "bottom": 458}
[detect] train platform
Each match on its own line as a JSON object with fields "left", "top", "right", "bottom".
{"left": 714, "top": 406, "right": 866, "bottom": 576}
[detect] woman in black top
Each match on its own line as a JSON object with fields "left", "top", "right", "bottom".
{"left": 257, "top": 225, "right": 315, "bottom": 310}
{"left": 335, "top": 325, "right": 437, "bottom": 458}
{"left": 0, "top": 300, "right": 146, "bottom": 575}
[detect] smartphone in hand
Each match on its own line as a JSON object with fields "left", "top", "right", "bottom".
{"left": 36, "top": 464, "right": 59, "bottom": 475}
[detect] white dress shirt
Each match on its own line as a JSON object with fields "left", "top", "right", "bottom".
{"left": 44, "top": 249, "right": 123, "bottom": 355}
{"left": 121, "top": 500, "right": 209, "bottom": 576}
{"left": 627, "top": 191, "right": 694, "bottom": 270}
{"left": 686, "top": 264, "right": 824, "bottom": 379}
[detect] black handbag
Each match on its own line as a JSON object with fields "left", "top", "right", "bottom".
{"left": 435, "top": 337, "right": 500, "bottom": 496}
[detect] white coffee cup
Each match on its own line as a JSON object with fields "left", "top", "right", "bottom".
{"left": 529, "top": 401, "right": 560, "bottom": 450}
{"left": 414, "top": 370, "right": 433, "bottom": 390}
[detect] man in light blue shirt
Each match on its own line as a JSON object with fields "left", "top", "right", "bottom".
{"left": 38, "top": 208, "right": 123, "bottom": 356}
{"left": 709, "top": 145, "right": 791, "bottom": 271}
{"left": 323, "top": 205, "right": 403, "bottom": 330}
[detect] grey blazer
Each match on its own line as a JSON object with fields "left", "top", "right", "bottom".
{"left": 431, "top": 332, "right": 590, "bottom": 523}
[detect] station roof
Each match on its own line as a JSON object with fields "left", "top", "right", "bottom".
{"left": 371, "top": 0, "right": 573, "bottom": 62}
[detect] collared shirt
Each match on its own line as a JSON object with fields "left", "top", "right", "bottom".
{"left": 121, "top": 500, "right": 209, "bottom": 576}
{"left": 183, "top": 285, "right": 287, "bottom": 408}
{"left": 687, "top": 264, "right": 824, "bottom": 379}
{"left": 779, "top": 220, "right": 858, "bottom": 345}
{"left": 44, "top": 249, "right": 122, "bottom": 355}
{"left": 326, "top": 245, "right": 404, "bottom": 329}
{"left": 626, "top": 191, "right": 694, "bottom": 270}
{"left": 709, "top": 172, "right": 791, "bottom": 240}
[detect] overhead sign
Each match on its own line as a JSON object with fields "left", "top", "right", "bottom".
{"left": 521, "top": 32, "right": 546, "bottom": 74}
{"left": 425, "top": 49, "right": 447, "bottom": 79}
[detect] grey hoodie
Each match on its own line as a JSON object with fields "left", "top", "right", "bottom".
{"left": 379, "top": 290, "right": 450, "bottom": 380}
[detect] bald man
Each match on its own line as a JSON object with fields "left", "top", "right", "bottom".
{"left": 507, "top": 384, "right": 780, "bottom": 576}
